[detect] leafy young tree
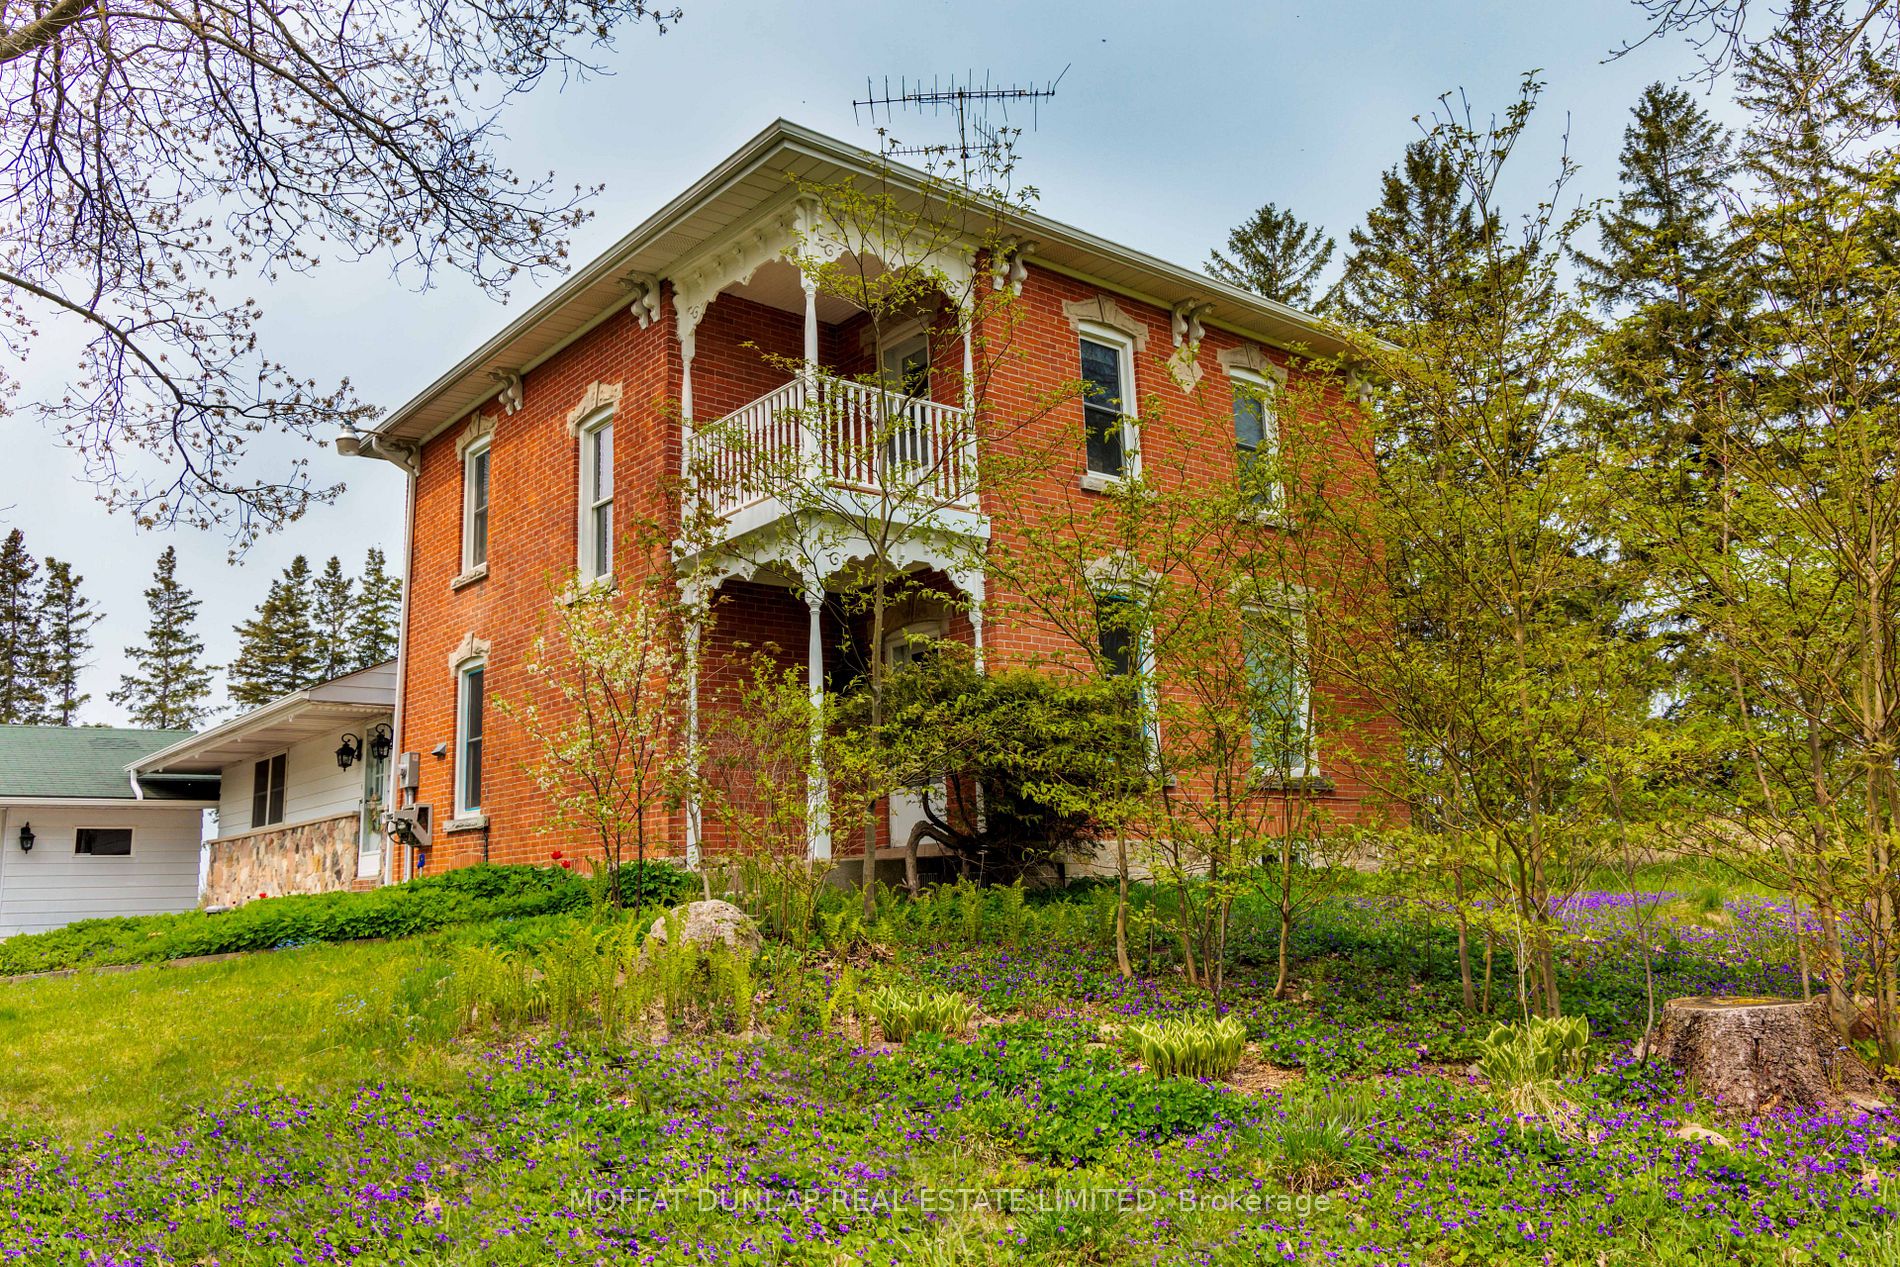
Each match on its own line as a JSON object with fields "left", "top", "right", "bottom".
{"left": 1205, "top": 202, "right": 1337, "bottom": 308}
{"left": 351, "top": 547, "right": 403, "bottom": 670}
{"left": 227, "top": 555, "right": 320, "bottom": 707}
{"left": 1313, "top": 78, "right": 1642, "bottom": 1020}
{"left": 309, "top": 556, "right": 355, "bottom": 681}
{"left": 0, "top": 528, "right": 44, "bottom": 723}
{"left": 498, "top": 581, "right": 690, "bottom": 907}
{"left": 38, "top": 558, "right": 100, "bottom": 725}
{"left": 1611, "top": 1, "right": 1900, "bottom": 1057}
{"left": 111, "top": 546, "right": 216, "bottom": 729}
{"left": 0, "top": 0, "right": 679, "bottom": 544}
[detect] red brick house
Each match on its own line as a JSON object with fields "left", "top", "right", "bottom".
{"left": 342, "top": 120, "right": 1393, "bottom": 884}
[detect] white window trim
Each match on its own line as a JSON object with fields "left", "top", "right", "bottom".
{"left": 1243, "top": 597, "right": 1317, "bottom": 781}
{"left": 251, "top": 751, "right": 288, "bottom": 828}
{"left": 1077, "top": 320, "right": 1141, "bottom": 489}
{"left": 1094, "top": 589, "right": 1163, "bottom": 762}
{"left": 576, "top": 408, "right": 615, "bottom": 584}
{"left": 454, "top": 657, "right": 487, "bottom": 818}
{"left": 1228, "top": 364, "right": 1287, "bottom": 522}
{"left": 460, "top": 435, "right": 491, "bottom": 581}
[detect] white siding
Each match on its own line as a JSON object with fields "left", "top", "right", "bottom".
{"left": 217, "top": 720, "right": 387, "bottom": 837}
{"left": 0, "top": 804, "right": 206, "bottom": 937}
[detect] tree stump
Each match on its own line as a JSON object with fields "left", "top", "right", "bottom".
{"left": 1641, "top": 996, "right": 1883, "bottom": 1115}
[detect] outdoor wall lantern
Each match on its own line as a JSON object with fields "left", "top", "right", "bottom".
{"left": 335, "top": 732, "right": 363, "bottom": 771}
{"left": 368, "top": 724, "right": 394, "bottom": 764}
{"left": 17, "top": 822, "right": 32, "bottom": 853}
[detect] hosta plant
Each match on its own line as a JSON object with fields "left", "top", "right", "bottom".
{"left": 1126, "top": 1015, "right": 1248, "bottom": 1080}
{"left": 864, "top": 986, "right": 979, "bottom": 1044}
{"left": 1477, "top": 1015, "right": 1591, "bottom": 1119}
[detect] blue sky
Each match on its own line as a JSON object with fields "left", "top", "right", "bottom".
{"left": 8, "top": 0, "right": 1731, "bottom": 724}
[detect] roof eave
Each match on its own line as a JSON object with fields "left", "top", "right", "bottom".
{"left": 367, "top": 119, "right": 1362, "bottom": 447}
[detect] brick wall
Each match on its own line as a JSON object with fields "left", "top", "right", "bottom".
{"left": 395, "top": 262, "right": 1399, "bottom": 877}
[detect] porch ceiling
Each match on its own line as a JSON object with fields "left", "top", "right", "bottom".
{"left": 724, "top": 258, "right": 860, "bottom": 324}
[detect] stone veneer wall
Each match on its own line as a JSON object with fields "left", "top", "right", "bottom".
{"left": 203, "top": 813, "right": 361, "bottom": 905}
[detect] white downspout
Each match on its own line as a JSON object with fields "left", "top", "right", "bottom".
{"left": 386, "top": 458, "right": 418, "bottom": 887}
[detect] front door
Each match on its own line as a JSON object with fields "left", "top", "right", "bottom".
{"left": 358, "top": 733, "right": 389, "bottom": 880}
{"left": 884, "top": 622, "right": 944, "bottom": 851}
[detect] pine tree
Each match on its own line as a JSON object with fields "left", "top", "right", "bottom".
{"left": 111, "top": 547, "right": 216, "bottom": 730}
{"left": 310, "top": 556, "right": 355, "bottom": 681}
{"left": 39, "top": 559, "right": 101, "bottom": 726}
{"left": 1578, "top": 82, "right": 1739, "bottom": 458}
{"left": 350, "top": 547, "right": 403, "bottom": 670}
{"left": 228, "top": 555, "right": 322, "bottom": 708}
{"left": 0, "top": 529, "right": 47, "bottom": 724}
{"left": 1331, "top": 137, "right": 1494, "bottom": 332}
{"left": 1205, "top": 202, "right": 1336, "bottom": 308}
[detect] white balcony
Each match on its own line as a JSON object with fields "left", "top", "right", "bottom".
{"left": 686, "top": 373, "right": 983, "bottom": 546}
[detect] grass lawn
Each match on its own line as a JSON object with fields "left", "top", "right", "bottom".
{"left": 1, "top": 877, "right": 1895, "bottom": 1265}
{"left": 0, "top": 937, "right": 471, "bottom": 1138}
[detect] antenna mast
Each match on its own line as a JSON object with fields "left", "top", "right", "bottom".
{"left": 853, "top": 66, "right": 1068, "bottom": 184}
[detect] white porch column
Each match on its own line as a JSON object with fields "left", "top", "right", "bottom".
{"left": 681, "top": 590, "right": 704, "bottom": 868}
{"left": 963, "top": 570, "right": 987, "bottom": 671}
{"left": 802, "top": 272, "right": 820, "bottom": 370}
{"left": 679, "top": 331, "right": 697, "bottom": 480}
{"left": 803, "top": 584, "right": 832, "bottom": 861}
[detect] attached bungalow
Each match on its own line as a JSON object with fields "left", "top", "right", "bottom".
{"left": 127, "top": 662, "right": 398, "bottom": 905}
{"left": 0, "top": 726, "right": 219, "bottom": 936}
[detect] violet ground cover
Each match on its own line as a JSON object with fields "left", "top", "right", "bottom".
{"left": 2, "top": 889, "right": 1896, "bottom": 1265}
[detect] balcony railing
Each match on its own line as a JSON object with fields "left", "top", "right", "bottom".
{"left": 689, "top": 374, "right": 978, "bottom": 523}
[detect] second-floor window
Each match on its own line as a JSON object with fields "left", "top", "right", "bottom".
{"left": 1080, "top": 328, "right": 1138, "bottom": 480}
{"left": 578, "top": 412, "right": 614, "bottom": 581}
{"left": 251, "top": 752, "right": 287, "bottom": 828}
{"left": 1230, "top": 368, "right": 1282, "bottom": 514}
{"left": 463, "top": 438, "right": 490, "bottom": 573}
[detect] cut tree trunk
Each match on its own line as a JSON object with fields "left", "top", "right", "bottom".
{"left": 1642, "top": 996, "right": 1885, "bottom": 1115}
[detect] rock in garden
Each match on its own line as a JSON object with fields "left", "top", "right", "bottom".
{"left": 1642, "top": 996, "right": 1883, "bottom": 1115}
{"left": 647, "top": 900, "right": 761, "bottom": 954}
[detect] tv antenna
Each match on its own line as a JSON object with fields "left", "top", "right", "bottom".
{"left": 853, "top": 66, "right": 1068, "bottom": 184}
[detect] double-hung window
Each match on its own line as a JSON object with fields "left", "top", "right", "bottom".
{"left": 1096, "top": 592, "right": 1161, "bottom": 759}
{"left": 1080, "top": 327, "right": 1138, "bottom": 481}
{"left": 456, "top": 661, "right": 485, "bottom": 817}
{"left": 1243, "top": 598, "right": 1313, "bottom": 779}
{"left": 577, "top": 412, "right": 614, "bottom": 582}
{"left": 1230, "top": 367, "right": 1282, "bottom": 514}
{"left": 462, "top": 438, "right": 491, "bottom": 573}
{"left": 251, "top": 753, "right": 287, "bottom": 827}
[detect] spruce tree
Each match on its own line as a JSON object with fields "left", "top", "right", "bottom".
{"left": 228, "top": 555, "right": 322, "bottom": 708}
{"left": 111, "top": 546, "right": 216, "bottom": 730}
{"left": 1578, "top": 82, "right": 1739, "bottom": 461}
{"left": 310, "top": 555, "right": 355, "bottom": 681}
{"left": 0, "top": 529, "right": 47, "bottom": 724}
{"left": 350, "top": 547, "right": 403, "bottom": 670}
{"left": 1331, "top": 137, "right": 1493, "bottom": 332}
{"left": 39, "top": 558, "right": 101, "bottom": 726}
{"left": 1205, "top": 203, "right": 1336, "bottom": 308}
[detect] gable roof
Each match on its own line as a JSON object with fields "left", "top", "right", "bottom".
{"left": 0, "top": 727, "right": 210, "bottom": 800}
{"left": 368, "top": 119, "right": 1355, "bottom": 449}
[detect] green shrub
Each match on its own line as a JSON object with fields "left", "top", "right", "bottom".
{"left": 863, "top": 986, "right": 978, "bottom": 1044}
{"left": 1126, "top": 1014, "right": 1248, "bottom": 1080}
{"left": 1477, "top": 1015, "right": 1591, "bottom": 1117}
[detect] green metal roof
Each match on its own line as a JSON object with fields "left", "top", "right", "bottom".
{"left": 0, "top": 726, "right": 204, "bottom": 800}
